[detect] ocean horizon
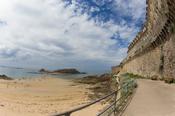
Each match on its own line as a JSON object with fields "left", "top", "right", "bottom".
{"left": 0, "top": 66, "right": 108, "bottom": 79}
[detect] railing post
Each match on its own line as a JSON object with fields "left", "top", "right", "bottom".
{"left": 114, "top": 91, "right": 117, "bottom": 115}
{"left": 65, "top": 113, "right": 71, "bottom": 116}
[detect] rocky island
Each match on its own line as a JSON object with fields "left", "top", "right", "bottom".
{"left": 39, "top": 68, "right": 86, "bottom": 74}
{"left": 0, "top": 75, "right": 13, "bottom": 80}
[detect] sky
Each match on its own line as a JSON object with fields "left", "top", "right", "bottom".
{"left": 0, "top": 0, "right": 146, "bottom": 73}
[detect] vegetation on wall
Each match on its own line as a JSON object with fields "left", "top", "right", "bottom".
{"left": 121, "top": 73, "right": 175, "bottom": 84}
{"left": 171, "top": 22, "right": 175, "bottom": 33}
{"left": 121, "top": 73, "right": 144, "bottom": 79}
{"left": 164, "top": 78, "right": 175, "bottom": 84}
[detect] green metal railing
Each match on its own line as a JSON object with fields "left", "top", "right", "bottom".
{"left": 53, "top": 77, "right": 136, "bottom": 116}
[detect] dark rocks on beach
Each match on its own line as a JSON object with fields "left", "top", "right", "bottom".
{"left": 39, "top": 68, "right": 49, "bottom": 73}
{"left": 80, "top": 72, "right": 87, "bottom": 74}
{"left": 0, "top": 75, "right": 13, "bottom": 80}
{"left": 39, "top": 68, "right": 86, "bottom": 74}
{"left": 77, "top": 74, "right": 111, "bottom": 84}
{"left": 74, "top": 73, "right": 113, "bottom": 101}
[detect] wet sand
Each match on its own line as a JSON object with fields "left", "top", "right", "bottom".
{"left": 0, "top": 76, "right": 106, "bottom": 116}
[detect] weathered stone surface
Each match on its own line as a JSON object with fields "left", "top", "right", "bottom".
{"left": 111, "top": 65, "right": 121, "bottom": 74}
{"left": 114, "top": 0, "right": 175, "bottom": 79}
{"left": 163, "top": 34, "right": 175, "bottom": 79}
{"left": 120, "top": 46, "right": 162, "bottom": 78}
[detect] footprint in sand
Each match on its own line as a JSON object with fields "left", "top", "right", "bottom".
{"left": 0, "top": 104, "right": 4, "bottom": 107}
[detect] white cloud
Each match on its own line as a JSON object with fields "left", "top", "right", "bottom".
{"left": 0, "top": 0, "right": 145, "bottom": 72}
{"left": 114, "top": 0, "right": 146, "bottom": 21}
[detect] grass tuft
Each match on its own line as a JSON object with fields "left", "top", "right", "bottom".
{"left": 164, "top": 78, "right": 175, "bottom": 84}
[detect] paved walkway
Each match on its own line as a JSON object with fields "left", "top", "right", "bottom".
{"left": 123, "top": 79, "right": 175, "bottom": 116}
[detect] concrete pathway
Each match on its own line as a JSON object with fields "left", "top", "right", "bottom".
{"left": 123, "top": 79, "right": 175, "bottom": 116}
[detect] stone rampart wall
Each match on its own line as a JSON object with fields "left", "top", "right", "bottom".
{"left": 114, "top": 0, "right": 175, "bottom": 79}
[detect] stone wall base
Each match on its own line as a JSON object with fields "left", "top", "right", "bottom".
{"left": 119, "top": 34, "right": 175, "bottom": 79}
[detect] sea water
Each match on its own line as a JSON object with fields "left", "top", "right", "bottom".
{"left": 0, "top": 66, "right": 91, "bottom": 79}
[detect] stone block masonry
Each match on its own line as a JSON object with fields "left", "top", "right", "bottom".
{"left": 114, "top": 0, "right": 175, "bottom": 79}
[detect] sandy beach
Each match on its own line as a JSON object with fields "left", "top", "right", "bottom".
{"left": 0, "top": 76, "right": 106, "bottom": 116}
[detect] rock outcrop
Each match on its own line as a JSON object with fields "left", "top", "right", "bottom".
{"left": 74, "top": 73, "right": 112, "bottom": 99}
{"left": 39, "top": 68, "right": 84, "bottom": 74}
{"left": 0, "top": 75, "right": 13, "bottom": 80}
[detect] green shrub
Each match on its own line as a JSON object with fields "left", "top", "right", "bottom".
{"left": 164, "top": 78, "right": 174, "bottom": 84}
{"left": 171, "top": 23, "right": 175, "bottom": 33}
{"left": 121, "top": 73, "right": 144, "bottom": 79}
{"left": 151, "top": 75, "right": 159, "bottom": 80}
